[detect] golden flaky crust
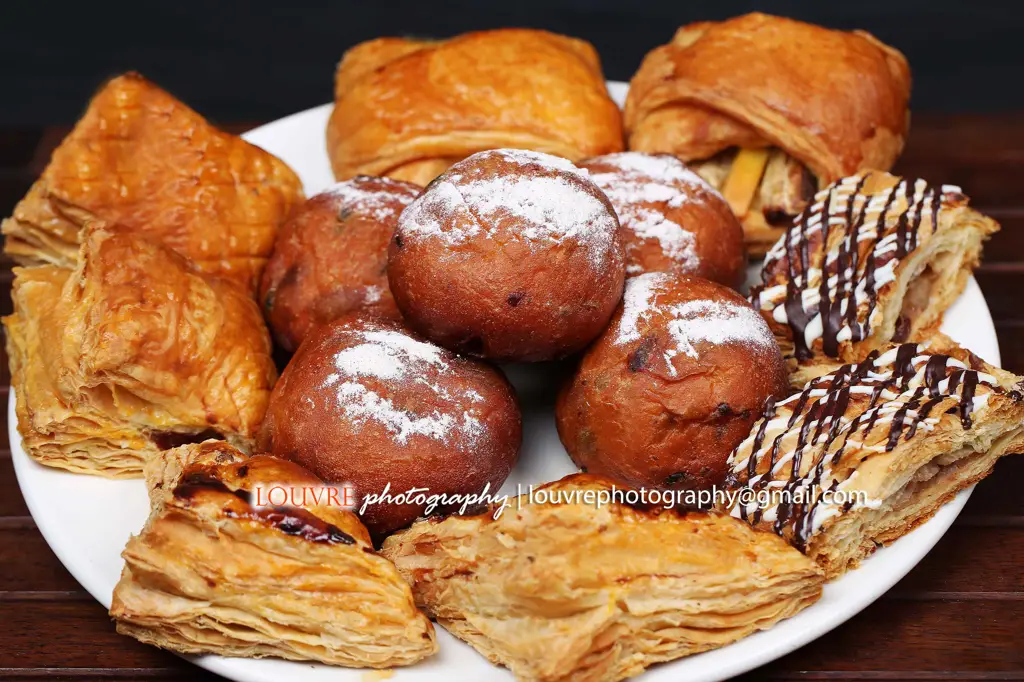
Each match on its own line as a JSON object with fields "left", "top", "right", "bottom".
{"left": 751, "top": 171, "right": 999, "bottom": 388}
{"left": 2, "top": 73, "right": 304, "bottom": 293}
{"left": 3, "top": 228, "right": 276, "bottom": 478}
{"left": 624, "top": 13, "right": 910, "bottom": 252}
{"left": 326, "top": 29, "right": 624, "bottom": 185}
{"left": 111, "top": 441, "right": 437, "bottom": 667}
{"left": 722, "top": 337, "right": 1024, "bottom": 579}
{"left": 382, "top": 474, "right": 823, "bottom": 682}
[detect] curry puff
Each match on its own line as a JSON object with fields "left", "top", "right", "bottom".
{"left": 2, "top": 73, "right": 303, "bottom": 293}
{"left": 4, "top": 228, "right": 276, "bottom": 478}
{"left": 111, "top": 441, "right": 436, "bottom": 667}
{"left": 750, "top": 171, "right": 999, "bottom": 388}
{"left": 722, "top": 338, "right": 1024, "bottom": 579}
{"left": 382, "top": 474, "right": 823, "bottom": 682}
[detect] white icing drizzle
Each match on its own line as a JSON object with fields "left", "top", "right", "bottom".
{"left": 723, "top": 342, "right": 1007, "bottom": 548}
{"left": 614, "top": 273, "right": 778, "bottom": 371}
{"left": 587, "top": 152, "right": 707, "bottom": 274}
{"left": 396, "top": 149, "right": 618, "bottom": 269}
{"left": 322, "top": 325, "right": 484, "bottom": 445}
{"left": 752, "top": 172, "right": 966, "bottom": 362}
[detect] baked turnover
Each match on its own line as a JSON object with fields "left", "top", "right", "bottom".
{"left": 751, "top": 171, "right": 999, "bottom": 387}
{"left": 382, "top": 474, "right": 823, "bottom": 682}
{"left": 111, "top": 441, "right": 437, "bottom": 667}
{"left": 624, "top": 13, "right": 911, "bottom": 254}
{"left": 4, "top": 227, "right": 276, "bottom": 478}
{"left": 2, "top": 73, "right": 303, "bottom": 293}
{"left": 722, "top": 338, "right": 1024, "bottom": 579}
{"left": 326, "top": 29, "right": 624, "bottom": 185}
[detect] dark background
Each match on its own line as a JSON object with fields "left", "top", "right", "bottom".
{"left": 0, "top": 0, "right": 1022, "bottom": 126}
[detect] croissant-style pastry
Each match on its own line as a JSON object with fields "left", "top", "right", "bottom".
{"left": 381, "top": 474, "right": 823, "bottom": 682}
{"left": 3, "top": 227, "right": 276, "bottom": 478}
{"left": 722, "top": 338, "right": 1024, "bottom": 579}
{"left": 326, "top": 29, "right": 624, "bottom": 186}
{"left": 750, "top": 171, "right": 999, "bottom": 388}
{"left": 624, "top": 13, "right": 910, "bottom": 254}
{"left": 2, "top": 73, "right": 303, "bottom": 293}
{"left": 111, "top": 441, "right": 437, "bottom": 667}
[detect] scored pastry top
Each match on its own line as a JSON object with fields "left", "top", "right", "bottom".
{"left": 723, "top": 340, "right": 1023, "bottom": 550}
{"left": 751, "top": 171, "right": 992, "bottom": 364}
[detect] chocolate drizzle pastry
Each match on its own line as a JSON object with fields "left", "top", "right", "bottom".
{"left": 722, "top": 337, "right": 1024, "bottom": 579}
{"left": 751, "top": 171, "right": 999, "bottom": 388}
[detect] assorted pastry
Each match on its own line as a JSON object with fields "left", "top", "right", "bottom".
{"left": 5, "top": 13, "right": 1017, "bottom": 682}
{"left": 624, "top": 13, "right": 911, "bottom": 254}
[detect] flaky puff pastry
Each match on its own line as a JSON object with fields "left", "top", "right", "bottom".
{"left": 624, "top": 13, "right": 910, "bottom": 252}
{"left": 751, "top": 171, "right": 999, "bottom": 388}
{"left": 722, "top": 337, "right": 1024, "bottom": 580}
{"left": 3, "top": 227, "right": 276, "bottom": 478}
{"left": 326, "top": 29, "right": 624, "bottom": 185}
{"left": 111, "top": 441, "right": 437, "bottom": 667}
{"left": 381, "top": 474, "right": 823, "bottom": 682}
{"left": 2, "top": 73, "right": 303, "bottom": 293}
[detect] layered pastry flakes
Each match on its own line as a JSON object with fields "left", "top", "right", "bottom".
{"left": 751, "top": 171, "right": 999, "bottom": 387}
{"left": 624, "top": 13, "right": 911, "bottom": 253}
{"left": 722, "top": 338, "right": 1024, "bottom": 579}
{"left": 4, "top": 227, "right": 276, "bottom": 478}
{"left": 382, "top": 474, "right": 823, "bottom": 682}
{"left": 2, "top": 73, "right": 303, "bottom": 293}
{"left": 111, "top": 441, "right": 437, "bottom": 667}
{"left": 327, "top": 29, "right": 624, "bottom": 185}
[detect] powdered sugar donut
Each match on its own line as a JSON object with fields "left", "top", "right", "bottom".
{"left": 259, "top": 176, "right": 421, "bottom": 352}
{"left": 388, "top": 149, "right": 625, "bottom": 362}
{"left": 579, "top": 152, "right": 746, "bottom": 287}
{"left": 556, "top": 273, "right": 788, "bottom": 492}
{"left": 257, "top": 315, "right": 521, "bottom": 539}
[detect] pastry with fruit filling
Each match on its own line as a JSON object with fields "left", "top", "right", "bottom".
{"left": 750, "top": 171, "right": 999, "bottom": 387}
{"left": 722, "top": 338, "right": 1024, "bottom": 579}
{"left": 111, "top": 441, "right": 436, "bottom": 667}
{"left": 624, "top": 13, "right": 910, "bottom": 254}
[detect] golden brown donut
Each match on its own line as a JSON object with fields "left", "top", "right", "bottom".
{"left": 556, "top": 273, "right": 788, "bottom": 491}
{"left": 388, "top": 149, "right": 625, "bottom": 362}
{"left": 578, "top": 152, "right": 745, "bottom": 287}
{"left": 257, "top": 315, "right": 521, "bottom": 539}
{"left": 260, "top": 176, "right": 421, "bottom": 352}
{"left": 624, "top": 13, "right": 910, "bottom": 254}
{"left": 326, "top": 28, "right": 624, "bottom": 186}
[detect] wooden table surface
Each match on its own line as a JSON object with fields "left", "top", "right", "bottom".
{"left": 1, "top": 117, "right": 1023, "bottom": 681}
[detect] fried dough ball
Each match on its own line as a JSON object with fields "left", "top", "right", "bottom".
{"left": 387, "top": 149, "right": 625, "bottom": 361}
{"left": 258, "top": 315, "right": 521, "bottom": 539}
{"left": 556, "top": 273, "right": 788, "bottom": 492}
{"left": 260, "top": 176, "right": 420, "bottom": 351}
{"left": 579, "top": 152, "right": 745, "bottom": 287}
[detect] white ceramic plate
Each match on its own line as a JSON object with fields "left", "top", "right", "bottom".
{"left": 11, "top": 82, "right": 1001, "bottom": 682}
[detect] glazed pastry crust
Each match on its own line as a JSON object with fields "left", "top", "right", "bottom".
{"left": 2, "top": 73, "right": 303, "bottom": 293}
{"left": 382, "top": 474, "right": 823, "bottom": 682}
{"left": 327, "top": 29, "right": 624, "bottom": 185}
{"left": 722, "top": 337, "right": 1024, "bottom": 579}
{"left": 3, "top": 227, "right": 277, "bottom": 478}
{"left": 624, "top": 13, "right": 910, "bottom": 252}
{"left": 751, "top": 171, "right": 999, "bottom": 388}
{"left": 111, "top": 441, "right": 437, "bottom": 667}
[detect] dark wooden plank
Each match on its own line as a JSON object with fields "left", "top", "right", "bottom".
{"left": 996, "top": 322, "right": 1024, "bottom": 375}
{"left": 975, "top": 271, "right": 1024, "bottom": 324}
{"left": 0, "top": 527, "right": 83, "bottom": 593}
{"left": 0, "top": 671, "right": 213, "bottom": 681}
{"left": 0, "top": 458, "right": 30, "bottom": 517}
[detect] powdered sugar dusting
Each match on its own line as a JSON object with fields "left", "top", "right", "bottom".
{"left": 323, "top": 325, "right": 484, "bottom": 445}
{"left": 587, "top": 153, "right": 719, "bottom": 274}
{"left": 324, "top": 177, "right": 418, "bottom": 222}
{"left": 615, "top": 273, "right": 777, "bottom": 368}
{"left": 397, "top": 149, "right": 618, "bottom": 269}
